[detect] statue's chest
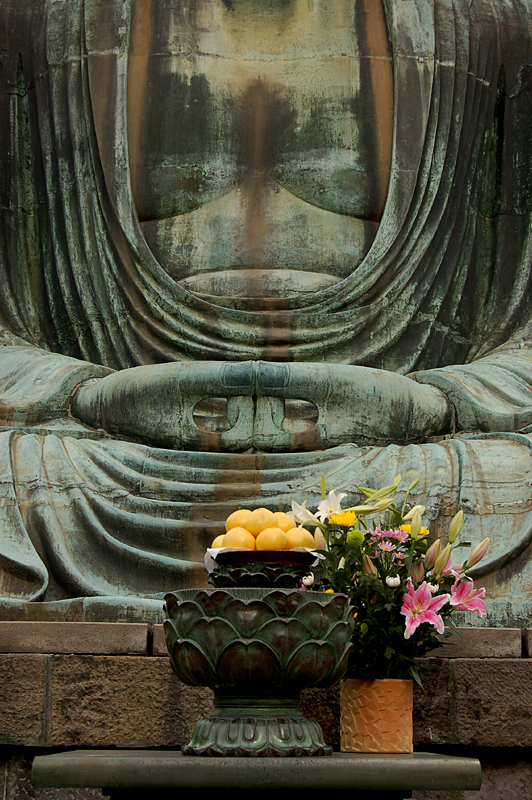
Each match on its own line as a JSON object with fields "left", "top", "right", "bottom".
{"left": 128, "top": 0, "right": 393, "bottom": 223}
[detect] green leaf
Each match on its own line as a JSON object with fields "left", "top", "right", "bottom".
{"left": 410, "top": 665, "right": 425, "bottom": 692}
{"left": 445, "top": 617, "right": 460, "bottom": 634}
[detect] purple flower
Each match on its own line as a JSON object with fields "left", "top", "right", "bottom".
{"left": 388, "top": 529, "right": 410, "bottom": 543}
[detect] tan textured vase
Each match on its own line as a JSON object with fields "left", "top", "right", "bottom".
{"left": 340, "top": 678, "right": 413, "bottom": 753}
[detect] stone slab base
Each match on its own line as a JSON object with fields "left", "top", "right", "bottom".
{"left": 2, "top": 747, "right": 532, "bottom": 800}
{"left": 0, "top": 623, "right": 531, "bottom": 797}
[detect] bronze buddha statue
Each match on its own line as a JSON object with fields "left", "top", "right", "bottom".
{"left": 1, "top": 0, "right": 532, "bottom": 617}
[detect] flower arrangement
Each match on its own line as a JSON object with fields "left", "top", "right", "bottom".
{"left": 289, "top": 474, "right": 489, "bottom": 686}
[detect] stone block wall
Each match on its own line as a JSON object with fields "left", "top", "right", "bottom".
{"left": 0, "top": 622, "right": 531, "bottom": 799}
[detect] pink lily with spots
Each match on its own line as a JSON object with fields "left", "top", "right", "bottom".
{"left": 400, "top": 579, "right": 450, "bottom": 639}
{"left": 450, "top": 578, "right": 487, "bottom": 617}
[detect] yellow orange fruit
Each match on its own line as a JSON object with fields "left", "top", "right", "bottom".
{"left": 223, "top": 527, "right": 256, "bottom": 550}
{"left": 273, "top": 511, "right": 296, "bottom": 533}
{"left": 256, "top": 527, "right": 290, "bottom": 551}
{"left": 244, "top": 507, "right": 277, "bottom": 536}
{"left": 286, "top": 527, "right": 316, "bottom": 549}
{"left": 211, "top": 534, "right": 226, "bottom": 548}
{"left": 225, "top": 508, "right": 252, "bottom": 532}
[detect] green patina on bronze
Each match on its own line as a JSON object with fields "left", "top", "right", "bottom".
{"left": 164, "top": 587, "right": 354, "bottom": 755}
{"left": 0, "top": 0, "right": 532, "bottom": 615}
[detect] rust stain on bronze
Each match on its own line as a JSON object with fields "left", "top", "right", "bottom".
{"left": 243, "top": 80, "right": 269, "bottom": 273}
{"left": 360, "top": 0, "right": 393, "bottom": 218}
{"left": 127, "top": 0, "right": 154, "bottom": 215}
{"left": 260, "top": 311, "right": 294, "bottom": 361}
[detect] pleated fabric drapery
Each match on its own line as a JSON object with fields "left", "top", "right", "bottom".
{"left": 2, "top": 0, "right": 532, "bottom": 372}
{"left": 1, "top": 0, "right": 532, "bottom": 604}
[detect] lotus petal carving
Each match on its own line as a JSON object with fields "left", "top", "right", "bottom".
{"left": 170, "top": 600, "right": 203, "bottom": 636}
{"left": 222, "top": 598, "right": 277, "bottom": 638}
{"left": 255, "top": 618, "right": 312, "bottom": 663}
{"left": 283, "top": 641, "right": 337, "bottom": 687}
{"left": 167, "top": 638, "right": 218, "bottom": 686}
{"left": 217, "top": 640, "right": 281, "bottom": 684}
{"left": 165, "top": 588, "right": 353, "bottom": 691}
{"left": 296, "top": 600, "right": 347, "bottom": 638}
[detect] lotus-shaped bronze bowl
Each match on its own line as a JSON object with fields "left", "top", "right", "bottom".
{"left": 164, "top": 588, "right": 353, "bottom": 756}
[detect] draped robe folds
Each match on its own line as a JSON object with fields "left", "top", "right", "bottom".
{"left": 2, "top": 0, "right": 532, "bottom": 615}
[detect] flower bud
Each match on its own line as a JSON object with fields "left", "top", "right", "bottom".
{"left": 313, "top": 528, "right": 326, "bottom": 549}
{"left": 424, "top": 538, "right": 441, "bottom": 570}
{"left": 448, "top": 510, "right": 464, "bottom": 544}
{"left": 362, "top": 554, "right": 378, "bottom": 576}
{"left": 302, "top": 573, "right": 315, "bottom": 587}
{"left": 403, "top": 504, "right": 426, "bottom": 520}
{"left": 338, "top": 557, "right": 346, "bottom": 570}
{"left": 386, "top": 575, "right": 401, "bottom": 588}
{"left": 433, "top": 543, "right": 452, "bottom": 576}
{"left": 409, "top": 508, "right": 422, "bottom": 539}
{"left": 412, "top": 560, "right": 425, "bottom": 583}
{"left": 465, "top": 537, "right": 490, "bottom": 569}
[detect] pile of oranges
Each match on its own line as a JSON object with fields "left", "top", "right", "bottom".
{"left": 211, "top": 507, "right": 316, "bottom": 551}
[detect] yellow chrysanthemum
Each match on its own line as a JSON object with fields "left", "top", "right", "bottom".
{"left": 399, "top": 523, "right": 430, "bottom": 537}
{"left": 329, "top": 511, "right": 358, "bottom": 527}
{"left": 324, "top": 588, "right": 335, "bottom": 593}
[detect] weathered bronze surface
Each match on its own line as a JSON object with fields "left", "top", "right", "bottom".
{"left": 1, "top": 0, "right": 532, "bottom": 613}
{"left": 164, "top": 588, "right": 353, "bottom": 755}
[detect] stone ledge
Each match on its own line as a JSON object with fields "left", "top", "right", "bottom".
{"left": 0, "top": 622, "right": 149, "bottom": 655}
{"left": 0, "top": 621, "right": 524, "bottom": 660}
{"left": 523, "top": 628, "right": 532, "bottom": 657}
{"left": 153, "top": 624, "right": 166, "bottom": 655}
{"left": 432, "top": 627, "right": 522, "bottom": 658}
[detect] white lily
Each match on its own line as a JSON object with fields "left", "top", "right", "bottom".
{"left": 403, "top": 504, "right": 426, "bottom": 520}
{"left": 289, "top": 499, "right": 323, "bottom": 528}
{"left": 317, "top": 490, "right": 347, "bottom": 521}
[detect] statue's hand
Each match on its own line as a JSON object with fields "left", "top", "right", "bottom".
{"left": 253, "top": 362, "right": 453, "bottom": 451}
{"left": 71, "top": 360, "right": 453, "bottom": 453}
{"left": 71, "top": 361, "right": 256, "bottom": 451}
